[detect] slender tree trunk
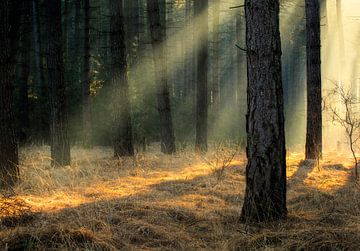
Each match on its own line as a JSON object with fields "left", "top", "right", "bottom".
{"left": 82, "top": 0, "right": 92, "bottom": 147}
{"left": 147, "top": 0, "right": 176, "bottom": 154}
{"left": 32, "top": 0, "right": 48, "bottom": 142}
{"left": 194, "top": 0, "right": 208, "bottom": 153}
{"left": 305, "top": 0, "right": 322, "bottom": 160}
{"left": 184, "top": 0, "right": 193, "bottom": 98}
{"left": 44, "top": 0, "right": 71, "bottom": 166}
{"left": 18, "top": 0, "right": 32, "bottom": 144}
{"left": 241, "top": 0, "right": 287, "bottom": 222}
{"left": 63, "top": 0, "right": 69, "bottom": 59}
{"left": 0, "top": 0, "right": 19, "bottom": 188}
{"left": 110, "top": 0, "right": 134, "bottom": 157}
{"left": 212, "top": 0, "right": 220, "bottom": 109}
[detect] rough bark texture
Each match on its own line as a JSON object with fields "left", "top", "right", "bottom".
{"left": 147, "top": 0, "right": 176, "bottom": 154}
{"left": 44, "top": 0, "right": 71, "bottom": 166}
{"left": 110, "top": 0, "right": 134, "bottom": 157}
{"left": 241, "top": 0, "right": 287, "bottom": 222}
{"left": 194, "top": 0, "right": 208, "bottom": 153}
{"left": 82, "top": 0, "right": 93, "bottom": 147}
{"left": 0, "top": 0, "right": 19, "bottom": 188}
{"left": 305, "top": 0, "right": 322, "bottom": 160}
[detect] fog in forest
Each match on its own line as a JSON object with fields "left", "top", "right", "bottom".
{"left": 1, "top": 0, "right": 360, "bottom": 250}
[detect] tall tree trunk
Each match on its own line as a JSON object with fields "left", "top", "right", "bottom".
{"left": 82, "top": 0, "right": 92, "bottom": 147}
{"left": 241, "top": 0, "right": 287, "bottom": 222}
{"left": 147, "top": 0, "right": 176, "bottom": 154}
{"left": 0, "top": 0, "right": 19, "bottom": 188}
{"left": 194, "top": 0, "right": 208, "bottom": 153}
{"left": 212, "top": 0, "right": 220, "bottom": 109}
{"left": 63, "top": 0, "right": 69, "bottom": 59}
{"left": 110, "top": 0, "right": 134, "bottom": 157}
{"left": 32, "top": 0, "right": 48, "bottom": 142}
{"left": 184, "top": 0, "right": 194, "bottom": 98}
{"left": 18, "top": 0, "right": 32, "bottom": 144}
{"left": 305, "top": 0, "right": 322, "bottom": 160}
{"left": 44, "top": 0, "right": 71, "bottom": 166}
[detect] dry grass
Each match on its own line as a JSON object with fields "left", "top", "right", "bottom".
{"left": 1, "top": 146, "right": 360, "bottom": 250}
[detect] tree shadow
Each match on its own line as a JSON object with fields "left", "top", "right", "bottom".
{"left": 1, "top": 159, "right": 359, "bottom": 250}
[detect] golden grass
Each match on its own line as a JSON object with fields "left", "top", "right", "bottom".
{"left": 1, "top": 146, "right": 360, "bottom": 250}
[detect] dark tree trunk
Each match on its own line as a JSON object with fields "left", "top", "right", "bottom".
{"left": 0, "top": 0, "right": 19, "bottom": 188}
{"left": 305, "top": 0, "right": 322, "bottom": 160}
{"left": 194, "top": 0, "right": 208, "bottom": 153}
{"left": 18, "top": 0, "right": 32, "bottom": 144}
{"left": 82, "top": 0, "right": 92, "bottom": 147}
{"left": 147, "top": 0, "right": 176, "bottom": 154}
{"left": 184, "top": 0, "right": 194, "bottom": 98}
{"left": 212, "top": 0, "right": 220, "bottom": 109}
{"left": 32, "top": 0, "right": 48, "bottom": 142}
{"left": 110, "top": 0, "right": 134, "bottom": 157}
{"left": 241, "top": 0, "right": 287, "bottom": 222}
{"left": 44, "top": 0, "right": 71, "bottom": 166}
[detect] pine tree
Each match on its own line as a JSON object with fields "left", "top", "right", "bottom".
{"left": 305, "top": 0, "right": 322, "bottom": 160}
{"left": 147, "top": 0, "right": 176, "bottom": 154}
{"left": 44, "top": 0, "right": 71, "bottom": 166}
{"left": 241, "top": 0, "right": 287, "bottom": 222}
{"left": 110, "top": 0, "right": 135, "bottom": 157}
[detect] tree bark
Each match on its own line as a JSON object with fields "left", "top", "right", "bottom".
{"left": 305, "top": 0, "right": 322, "bottom": 160}
{"left": 82, "top": 0, "right": 92, "bottom": 147}
{"left": 110, "top": 0, "right": 135, "bottom": 157}
{"left": 147, "top": 0, "right": 176, "bottom": 154}
{"left": 241, "top": 0, "right": 287, "bottom": 222}
{"left": 44, "top": 0, "right": 71, "bottom": 166}
{"left": 194, "top": 0, "right": 208, "bottom": 153}
{"left": 0, "top": 0, "right": 19, "bottom": 188}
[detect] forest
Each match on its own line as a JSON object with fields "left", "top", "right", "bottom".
{"left": 1, "top": 0, "right": 360, "bottom": 250}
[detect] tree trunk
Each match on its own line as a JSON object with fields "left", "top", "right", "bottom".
{"left": 147, "top": 0, "right": 176, "bottom": 154}
{"left": 44, "top": 0, "right": 71, "bottom": 166}
{"left": 110, "top": 0, "right": 134, "bottom": 157}
{"left": 241, "top": 0, "right": 287, "bottom": 222}
{"left": 32, "top": 0, "right": 48, "bottom": 142}
{"left": 0, "top": 0, "right": 19, "bottom": 188}
{"left": 305, "top": 0, "right": 322, "bottom": 160}
{"left": 194, "top": 0, "right": 208, "bottom": 153}
{"left": 82, "top": 0, "right": 92, "bottom": 147}
{"left": 212, "top": 0, "right": 220, "bottom": 109}
{"left": 18, "top": 0, "right": 32, "bottom": 144}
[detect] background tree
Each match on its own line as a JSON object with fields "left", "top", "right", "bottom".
{"left": 0, "top": 0, "right": 19, "bottom": 188}
{"left": 147, "top": 0, "right": 176, "bottom": 154}
{"left": 194, "top": 0, "right": 209, "bottom": 153}
{"left": 44, "top": 0, "right": 71, "bottom": 166}
{"left": 241, "top": 0, "right": 287, "bottom": 222}
{"left": 110, "top": 0, "right": 134, "bottom": 157}
{"left": 305, "top": 0, "right": 322, "bottom": 160}
{"left": 18, "top": 0, "right": 32, "bottom": 144}
{"left": 82, "top": 0, "right": 92, "bottom": 147}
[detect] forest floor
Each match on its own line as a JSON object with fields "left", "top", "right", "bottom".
{"left": 1, "top": 145, "right": 360, "bottom": 250}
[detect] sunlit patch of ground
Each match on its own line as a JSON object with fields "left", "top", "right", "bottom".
{"left": 1, "top": 146, "right": 360, "bottom": 250}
